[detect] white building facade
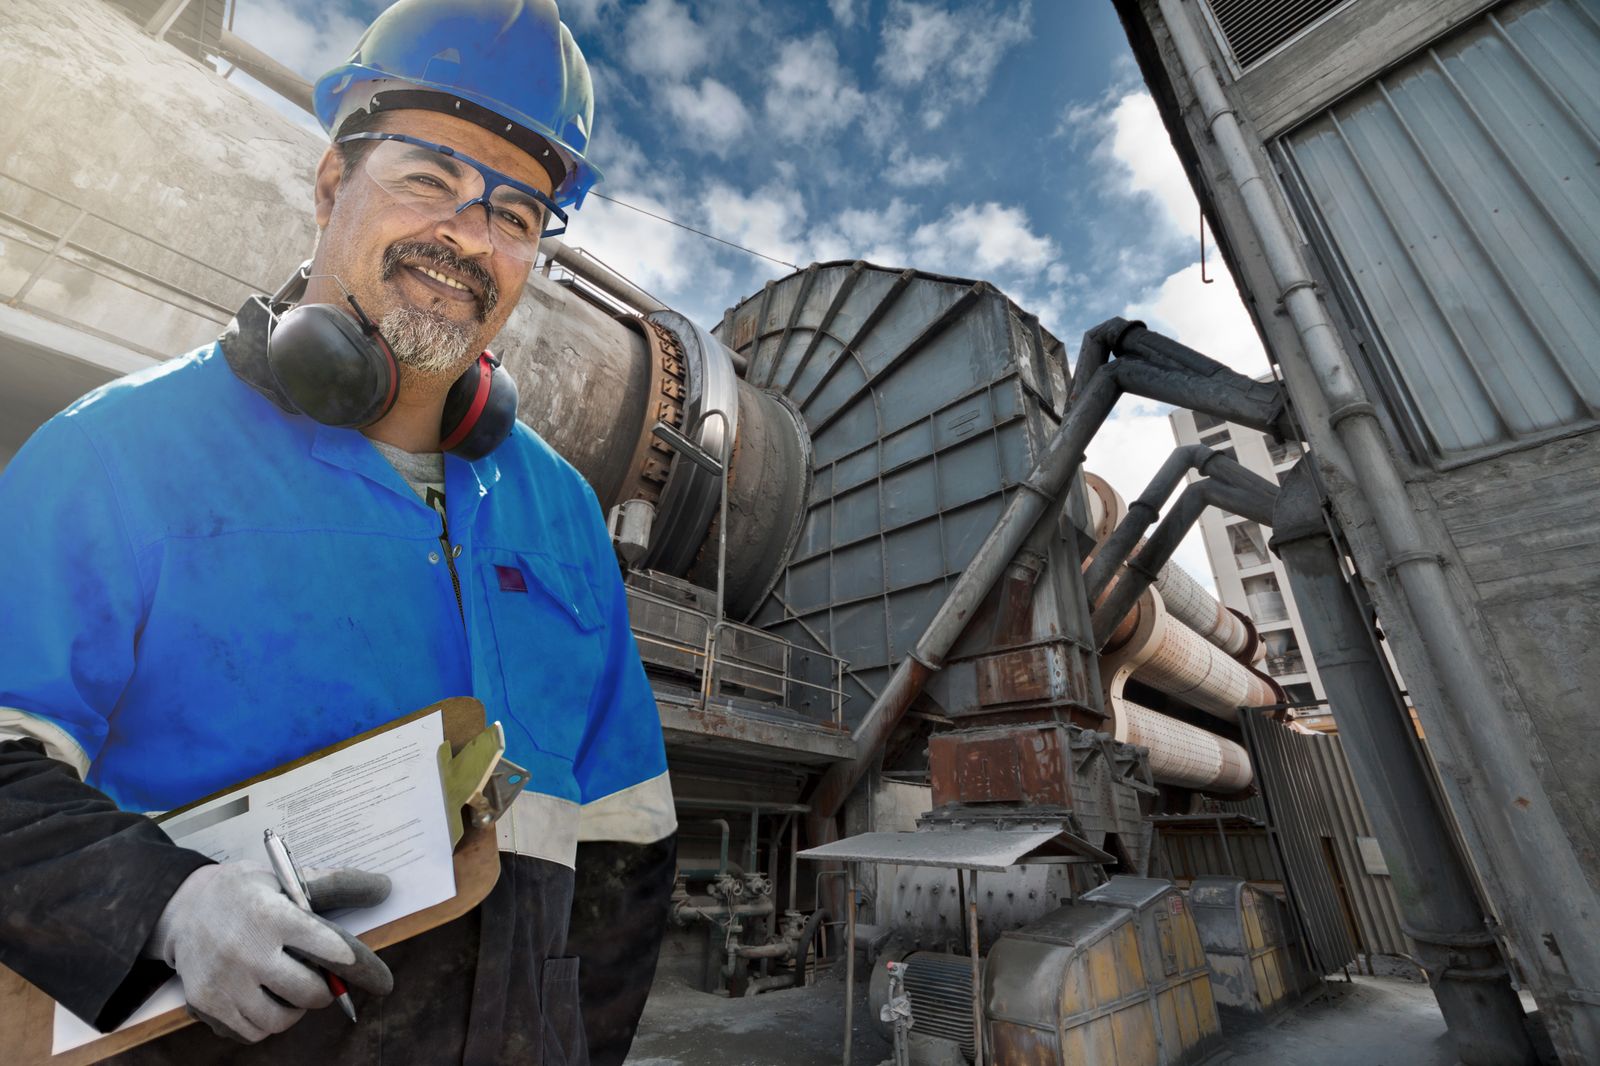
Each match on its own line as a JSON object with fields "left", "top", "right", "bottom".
{"left": 1168, "top": 399, "right": 1333, "bottom": 727}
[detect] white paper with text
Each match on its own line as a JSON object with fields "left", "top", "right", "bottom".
{"left": 53, "top": 711, "right": 455, "bottom": 1053}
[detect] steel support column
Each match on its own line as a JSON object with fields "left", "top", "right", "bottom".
{"left": 1272, "top": 462, "right": 1536, "bottom": 1065}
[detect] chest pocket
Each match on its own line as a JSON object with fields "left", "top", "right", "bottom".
{"left": 480, "top": 551, "right": 606, "bottom": 762}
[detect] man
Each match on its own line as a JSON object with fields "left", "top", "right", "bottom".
{"left": 0, "top": 1, "right": 676, "bottom": 1063}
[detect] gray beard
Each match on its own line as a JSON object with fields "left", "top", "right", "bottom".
{"left": 379, "top": 306, "right": 474, "bottom": 376}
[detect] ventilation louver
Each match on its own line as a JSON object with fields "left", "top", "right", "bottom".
{"left": 1205, "top": 0, "right": 1352, "bottom": 67}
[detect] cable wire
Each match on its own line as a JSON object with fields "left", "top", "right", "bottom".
{"left": 590, "top": 192, "right": 799, "bottom": 270}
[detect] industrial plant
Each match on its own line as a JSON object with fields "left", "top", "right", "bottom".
{"left": 1, "top": 0, "right": 1595, "bottom": 1064}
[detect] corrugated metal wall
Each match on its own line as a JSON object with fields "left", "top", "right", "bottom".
{"left": 1299, "top": 733, "right": 1410, "bottom": 957}
{"left": 1239, "top": 712, "right": 1418, "bottom": 968}
{"left": 1283, "top": 0, "right": 1600, "bottom": 462}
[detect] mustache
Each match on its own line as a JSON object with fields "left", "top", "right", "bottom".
{"left": 380, "top": 241, "right": 499, "bottom": 317}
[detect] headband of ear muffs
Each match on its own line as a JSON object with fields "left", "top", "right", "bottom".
{"left": 219, "top": 262, "right": 518, "bottom": 461}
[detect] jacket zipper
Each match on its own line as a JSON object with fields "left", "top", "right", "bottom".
{"left": 439, "top": 511, "right": 464, "bottom": 627}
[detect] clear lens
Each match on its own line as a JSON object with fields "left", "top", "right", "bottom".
{"left": 362, "top": 138, "right": 548, "bottom": 260}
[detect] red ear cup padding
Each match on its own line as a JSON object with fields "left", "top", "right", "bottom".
{"left": 266, "top": 303, "right": 398, "bottom": 428}
{"left": 439, "top": 352, "right": 519, "bottom": 460}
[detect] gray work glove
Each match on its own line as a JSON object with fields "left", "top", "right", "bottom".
{"left": 143, "top": 860, "right": 394, "bottom": 1043}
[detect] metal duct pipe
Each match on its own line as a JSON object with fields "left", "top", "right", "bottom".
{"left": 1084, "top": 445, "right": 1276, "bottom": 601}
{"left": 539, "top": 237, "right": 668, "bottom": 315}
{"left": 1083, "top": 472, "right": 1258, "bottom": 661}
{"left": 1091, "top": 476, "right": 1276, "bottom": 649}
{"left": 1157, "top": 0, "right": 1598, "bottom": 1053}
{"left": 210, "top": 30, "right": 315, "bottom": 114}
{"left": 1272, "top": 464, "right": 1534, "bottom": 1064}
{"left": 808, "top": 319, "right": 1287, "bottom": 824}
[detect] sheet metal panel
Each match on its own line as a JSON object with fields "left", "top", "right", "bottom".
{"left": 1303, "top": 733, "right": 1411, "bottom": 956}
{"left": 1238, "top": 710, "right": 1358, "bottom": 973}
{"left": 797, "top": 827, "right": 1066, "bottom": 871}
{"left": 1284, "top": 0, "right": 1600, "bottom": 462}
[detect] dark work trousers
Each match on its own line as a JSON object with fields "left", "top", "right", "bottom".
{"left": 104, "top": 853, "right": 587, "bottom": 1066}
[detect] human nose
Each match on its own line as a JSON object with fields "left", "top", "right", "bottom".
{"left": 431, "top": 199, "right": 496, "bottom": 260}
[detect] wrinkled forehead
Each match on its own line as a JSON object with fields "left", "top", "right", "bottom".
{"left": 366, "top": 109, "right": 557, "bottom": 198}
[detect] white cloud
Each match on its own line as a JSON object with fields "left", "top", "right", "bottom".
{"left": 623, "top": 0, "right": 710, "bottom": 81}
{"left": 704, "top": 182, "right": 807, "bottom": 268}
{"left": 228, "top": 0, "right": 365, "bottom": 81}
{"left": 885, "top": 144, "right": 951, "bottom": 188}
{"left": 763, "top": 34, "right": 867, "bottom": 142}
{"left": 561, "top": 0, "right": 622, "bottom": 31}
{"left": 808, "top": 199, "right": 918, "bottom": 265}
{"left": 829, "top": 0, "right": 861, "bottom": 27}
{"left": 1101, "top": 91, "right": 1195, "bottom": 241}
{"left": 906, "top": 201, "right": 1057, "bottom": 277}
{"left": 878, "top": 1, "right": 1031, "bottom": 127}
{"left": 1125, "top": 259, "right": 1269, "bottom": 378}
{"left": 662, "top": 78, "right": 752, "bottom": 154}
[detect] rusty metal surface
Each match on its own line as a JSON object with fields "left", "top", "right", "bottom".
{"left": 928, "top": 724, "right": 1074, "bottom": 808}
{"left": 657, "top": 692, "right": 853, "bottom": 766}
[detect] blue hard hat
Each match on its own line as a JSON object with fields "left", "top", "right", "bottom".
{"left": 314, "top": 0, "right": 601, "bottom": 208}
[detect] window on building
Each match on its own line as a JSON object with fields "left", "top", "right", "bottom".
{"left": 1243, "top": 573, "right": 1289, "bottom": 624}
{"left": 1263, "top": 631, "right": 1307, "bottom": 678}
{"left": 1228, "top": 522, "right": 1271, "bottom": 570}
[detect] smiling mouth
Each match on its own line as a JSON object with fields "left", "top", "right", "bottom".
{"left": 380, "top": 241, "right": 499, "bottom": 318}
{"left": 414, "top": 265, "right": 474, "bottom": 294}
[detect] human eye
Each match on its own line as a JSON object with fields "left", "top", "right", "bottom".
{"left": 493, "top": 206, "right": 537, "bottom": 233}
{"left": 402, "top": 170, "right": 453, "bottom": 195}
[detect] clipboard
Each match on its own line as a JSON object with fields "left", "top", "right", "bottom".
{"left": 1, "top": 697, "right": 506, "bottom": 1065}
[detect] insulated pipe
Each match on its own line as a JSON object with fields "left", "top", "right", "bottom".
{"left": 1272, "top": 464, "right": 1534, "bottom": 1064}
{"left": 1111, "top": 690, "right": 1253, "bottom": 792}
{"left": 1156, "top": 0, "right": 1598, "bottom": 1053}
{"left": 1124, "top": 601, "right": 1277, "bottom": 723}
{"left": 1084, "top": 445, "right": 1276, "bottom": 601}
{"left": 808, "top": 319, "right": 1288, "bottom": 825}
{"left": 1153, "top": 562, "right": 1257, "bottom": 663}
{"left": 1092, "top": 477, "right": 1277, "bottom": 649}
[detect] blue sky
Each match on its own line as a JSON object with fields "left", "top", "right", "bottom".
{"left": 230, "top": 0, "right": 1272, "bottom": 589}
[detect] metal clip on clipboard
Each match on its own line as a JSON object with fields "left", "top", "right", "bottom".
{"left": 437, "top": 721, "right": 529, "bottom": 846}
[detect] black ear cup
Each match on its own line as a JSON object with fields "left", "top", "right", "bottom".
{"left": 439, "top": 352, "right": 519, "bottom": 461}
{"left": 225, "top": 264, "right": 514, "bottom": 458}
{"left": 266, "top": 303, "right": 399, "bottom": 429}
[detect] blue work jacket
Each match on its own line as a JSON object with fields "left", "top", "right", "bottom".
{"left": 0, "top": 344, "right": 667, "bottom": 823}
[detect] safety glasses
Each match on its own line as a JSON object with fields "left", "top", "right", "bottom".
{"left": 338, "top": 132, "right": 569, "bottom": 256}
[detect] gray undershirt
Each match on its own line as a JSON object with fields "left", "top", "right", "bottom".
{"left": 370, "top": 439, "right": 446, "bottom": 518}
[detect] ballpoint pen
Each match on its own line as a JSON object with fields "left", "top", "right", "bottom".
{"left": 262, "top": 828, "right": 358, "bottom": 1023}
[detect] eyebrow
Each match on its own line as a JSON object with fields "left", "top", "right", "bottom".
{"left": 397, "top": 144, "right": 466, "bottom": 179}
{"left": 493, "top": 185, "right": 544, "bottom": 213}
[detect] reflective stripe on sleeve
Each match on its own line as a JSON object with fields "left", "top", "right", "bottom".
{"left": 0, "top": 707, "right": 91, "bottom": 777}
{"left": 576, "top": 770, "right": 677, "bottom": 845}
{"left": 495, "top": 789, "right": 581, "bottom": 869}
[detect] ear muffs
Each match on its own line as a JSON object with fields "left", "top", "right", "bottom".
{"left": 224, "top": 263, "right": 518, "bottom": 459}
{"left": 267, "top": 301, "right": 400, "bottom": 429}
{"left": 439, "top": 351, "right": 520, "bottom": 461}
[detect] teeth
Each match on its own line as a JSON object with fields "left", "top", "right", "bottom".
{"left": 420, "top": 267, "right": 468, "bottom": 291}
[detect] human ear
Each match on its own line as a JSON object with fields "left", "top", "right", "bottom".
{"left": 314, "top": 147, "right": 343, "bottom": 228}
